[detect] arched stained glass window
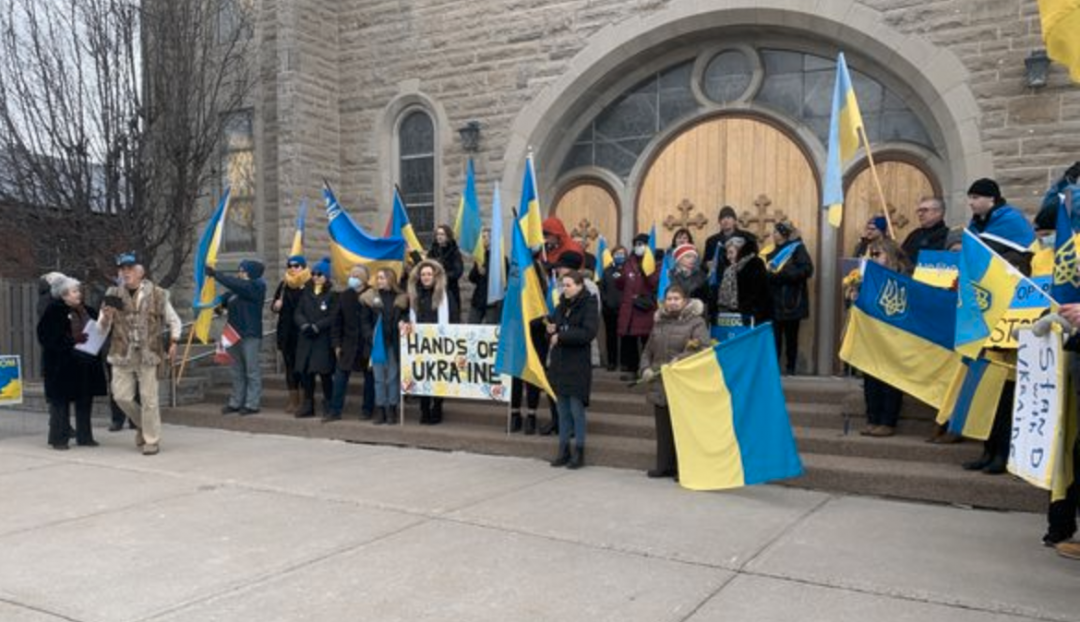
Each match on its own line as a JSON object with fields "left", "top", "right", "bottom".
{"left": 398, "top": 110, "right": 435, "bottom": 236}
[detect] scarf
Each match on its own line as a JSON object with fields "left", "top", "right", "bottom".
{"left": 717, "top": 255, "right": 751, "bottom": 312}
{"left": 409, "top": 287, "right": 450, "bottom": 325}
{"left": 284, "top": 267, "right": 311, "bottom": 290}
{"left": 767, "top": 241, "right": 802, "bottom": 273}
{"left": 68, "top": 304, "right": 90, "bottom": 340}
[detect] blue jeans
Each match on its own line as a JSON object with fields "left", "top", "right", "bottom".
{"left": 228, "top": 337, "right": 262, "bottom": 410}
{"left": 372, "top": 354, "right": 399, "bottom": 407}
{"left": 557, "top": 395, "right": 587, "bottom": 451}
{"left": 329, "top": 368, "right": 377, "bottom": 416}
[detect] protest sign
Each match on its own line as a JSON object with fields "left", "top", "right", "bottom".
{"left": 401, "top": 324, "right": 511, "bottom": 402}
{"left": 1010, "top": 326, "right": 1067, "bottom": 489}
{"left": 0, "top": 355, "right": 23, "bottom": 406}
{"left": 986, "top": 275, "right": 1053, "bottom": 349}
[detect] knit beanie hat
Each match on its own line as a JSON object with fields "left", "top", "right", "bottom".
{"left": 50, "top": 274, "right": 80, "bottom": 298}
{"left": 312, "top": 258, "right": 331, "bottom": 277}
{"left": 967, "top": 178, "right": 1002, "bottom": 200}
{"left": 870, "top": 216, "right": 888, "bottom": 233}
{"left": 718, "top": 205, "right": 738, "bottom": 221}
{"left": 673, "top": 243, "right": 698, "bottom": 264}
{"left": 287, "top": 255, "right": 307, "bottom": 268}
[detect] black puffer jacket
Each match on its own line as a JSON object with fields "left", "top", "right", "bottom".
{"left": 547, "top": 289, "right": 599, "bottom": 403}
{"left": 427, "top": 241, "right": 464, "bottom": 320}
{"left": 294, "top": 283, "right": 339, "bottom": 375}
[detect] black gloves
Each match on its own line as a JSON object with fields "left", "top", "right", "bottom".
{"left": 302, "top": 323, "right": 319, "bottom": 337}
{"left": 204, "top": 265, "right": 216, "bottom": 278}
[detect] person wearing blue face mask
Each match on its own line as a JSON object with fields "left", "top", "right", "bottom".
{"left": 327, "top": 264, "right": 372, "bottom": 422}
{"left": 600, "top": 245, "right": 627, "bottom": 371}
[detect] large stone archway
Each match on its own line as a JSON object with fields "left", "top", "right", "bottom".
{"left": 500, "top": 1, "right": 984, "bottom": 374}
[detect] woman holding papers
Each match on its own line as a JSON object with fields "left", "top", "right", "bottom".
{"left": 36, "top": 274, "right": 107, "bottom": 449}
{"left": 548, "top": 270, "right": 599, "bottom": 469}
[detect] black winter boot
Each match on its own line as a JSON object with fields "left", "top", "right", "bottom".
{"left": 295, "top": 393, "right": 315, "bottom": 418}
{"left": 431, "top": 400, "right": 443, "bottom": 425}
{"left": 374, "top": 407, "right": 387, "bottom": 425}
{"left": 550, "top": 444, "right": 571, "bottom": 467}
{"left": 524, "top": 413, "right": 537, "bottom": 436}
{"left": 509, "top": 411, "right": 523, "bottom": 433}
{"left": 568, "top": 445, "right": 585, "bottom": 470}
{"left": 385, "top": 405, "right": 399, "bottom": 425}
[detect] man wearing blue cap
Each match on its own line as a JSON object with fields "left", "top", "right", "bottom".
{"left": 99, "top": 253, "right": 182, "bottom": 456}
{"left": 206, "top": 259, "right": 267, "bottom": 415}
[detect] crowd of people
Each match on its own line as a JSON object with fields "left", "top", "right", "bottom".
{"left": 32, "top": 167, "right": 1080, "bottom": 560}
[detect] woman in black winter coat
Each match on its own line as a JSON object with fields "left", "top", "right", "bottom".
{"left": 36, "top": 275, "right": 107, "bottom": 449}
{"left": 361, "top": 267, "right": 410, "bottom": 425}
{"left": 272, "top": 255, "right": 310, "bottom": 413}
{"left": 765, "top": 222, "right": 814, "bottom": 375}
{"left": 294, "top": 261, "right": 339, "bottom": 418}
{"left": 427, "top": 224, "right": 464, "bottom": 323}
{"left": 716, "top": 236, "right": 772, "bottom": 326}
{"left": 327, "top": 265, "right": 371, "bottom": 422}
{"left": 599, "top": 246, "right": 627, "bottom": 371}
{"left": 547, "top": 270, "right": 599, "bottom": 470}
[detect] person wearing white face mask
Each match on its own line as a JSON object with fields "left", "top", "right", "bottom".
{"left": 327, "top": 264, "right": 372, "bottom": 422}
{"left": 615, "top": 233, "right": 659, "bottom": 374}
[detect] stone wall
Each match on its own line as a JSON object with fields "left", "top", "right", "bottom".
{"left": 252, "top": 0, "right": 1078, "bottom": 268}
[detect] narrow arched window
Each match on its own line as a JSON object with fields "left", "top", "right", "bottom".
{"left": 398, "top": 110, "right": 435, "bottom": 237}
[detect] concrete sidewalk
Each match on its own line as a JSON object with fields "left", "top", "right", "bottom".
{"left": 0, "top": 422, "right": 1077, "bottom": 622}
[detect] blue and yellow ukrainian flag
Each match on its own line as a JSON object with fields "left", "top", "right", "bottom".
{"left": 840, "top": 261, "right": 963, "bottom": 408}
{"left": 454, "top": 158, "right": 485, "bottom": 266}
{"left": 495, "top": 219, "right": 555, "bottom": 399}
{"left": 370, "top": 316, "right": 387, "bottom": 367}
{"left": 487, "top": 181, "right": 507, "bottom": 304}
{"left": 822, "top": 52, "right": 865, "bottom": 229}
{"left": 388, "top": 186, "right": 424, "bottom": 256}
{"left": 594, "top": 235, "right": 611, "bottom": 282}
{"left": 656, "top": 249, "right": 673, "bottom": 300}
{"left": 192, "top": 188, "right": 231, "bottom": 344}
{"left": 1039, "top": 0, "right": 1080, "bottom": 83}
{"left": 289, "top": 198, "right": 308, "bottom": 257}
{"left": 518, "top": 154, "right": 544, "bottom": 251}
{"left": 641, "top": 224, "right": 657, "bottom": 276}
{"left": 664, "top": 324, "right": 803, "bottom": 491}
{"left": 1053, "top": 194, "right": 1080, "bottom": 303}
{"left": 325, "top": 185, "right": 406, "bottom": 285}
{"left": 955, "top": 229, "right": 1022, "bottom": 358}
{"left": 935, "top": 355, "right": 1010, "bottom": 440}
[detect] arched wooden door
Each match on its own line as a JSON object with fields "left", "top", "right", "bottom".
{"left": 551, "top": 180, "right": 619, "bottom": 255}
{"left": 840, "top": 159, "right": 940, "bottom": 257}
{"left": 637, "top": 115, "right": 821, "bottom": 373}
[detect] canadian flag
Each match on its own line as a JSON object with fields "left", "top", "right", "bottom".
{"left": 214, "top": 323, "right": 241, "bottom": 365}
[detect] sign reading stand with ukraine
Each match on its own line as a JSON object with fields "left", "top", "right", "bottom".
{"left": 0, "top": 355, "right": 23, "bottom": 406}
{"left": 663, "top": 324, "right": 803, "bottom": 491}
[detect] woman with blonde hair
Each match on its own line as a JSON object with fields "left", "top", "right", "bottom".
{"left": 361, "top": 267, "right": 409, "bottom": 424}
{"left": 859, "top": 237, "right": 912, "bottom": 437}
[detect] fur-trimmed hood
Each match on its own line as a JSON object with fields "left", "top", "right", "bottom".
{"left": 407, "top": 258, "right": 448, "bottom": 310}
{"left": 653, "top": 297, "right": 704, "bottom": 323}
{"left": 360, "top": 287, "right": 408, "bottom": 310}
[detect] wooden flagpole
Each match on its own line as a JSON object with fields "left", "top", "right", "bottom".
{"left": 173, "top": 317, "right": 199, "bottom": 387}
{"left": 857, "top": 125, "right": 894, "bottom": 239}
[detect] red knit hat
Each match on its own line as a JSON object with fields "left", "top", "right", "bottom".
{"left": 673, "top": 243, "right": 698, "bottom": 264}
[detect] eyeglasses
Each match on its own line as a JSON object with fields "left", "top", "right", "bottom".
{"left": 312, "top": 272, "right": 325, "bottom": 278}
{"left": 287, "top": 263, "right": 302, "bottom": 269}
{"left": 869, "top": 251, "right": 882, "bottom": 258}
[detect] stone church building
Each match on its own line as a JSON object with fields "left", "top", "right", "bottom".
{"left": 215, "top": 0, "right": 1077, "bottom": 374}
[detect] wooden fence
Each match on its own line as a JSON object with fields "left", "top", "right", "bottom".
{"left": 0, "top": 280, "right": 41, "bottom": 380}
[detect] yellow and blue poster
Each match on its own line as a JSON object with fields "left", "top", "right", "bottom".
{"left": 0, "top": 355, "right": 23, "bottom": 406}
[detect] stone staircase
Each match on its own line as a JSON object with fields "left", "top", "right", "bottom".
{"left": 160, "top": 368, "right": 1049, "bottom": 513}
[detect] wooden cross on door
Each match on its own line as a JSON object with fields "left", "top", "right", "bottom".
{"left": 570, "top": 218, "right": 600, "bottom": 242}
{"left": 884, "top": 203, "right": 910, "bottom": 233}
{"left": 739, "top": 194, "right": 788, "bottom": 241}
{"left": 663, "top": 199, "right": 709, "bottom": 231}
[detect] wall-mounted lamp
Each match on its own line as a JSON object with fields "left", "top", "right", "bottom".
{"left": 458, "top": 121, "right": 481, "bottom": 152}
{"left": 1025, "top": 49, "right": 1051, "bottom": 88}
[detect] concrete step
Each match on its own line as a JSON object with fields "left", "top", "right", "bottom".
{"left": 161, "top": 402, "right": 1048, "bottom": 513}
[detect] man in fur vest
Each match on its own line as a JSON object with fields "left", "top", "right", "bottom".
{"left": 100, "top": 253, "right": 182, "bottom": 455}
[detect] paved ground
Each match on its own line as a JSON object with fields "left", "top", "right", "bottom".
{"left": 1, "top": 410, "right": 1078, "bottom": 622}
